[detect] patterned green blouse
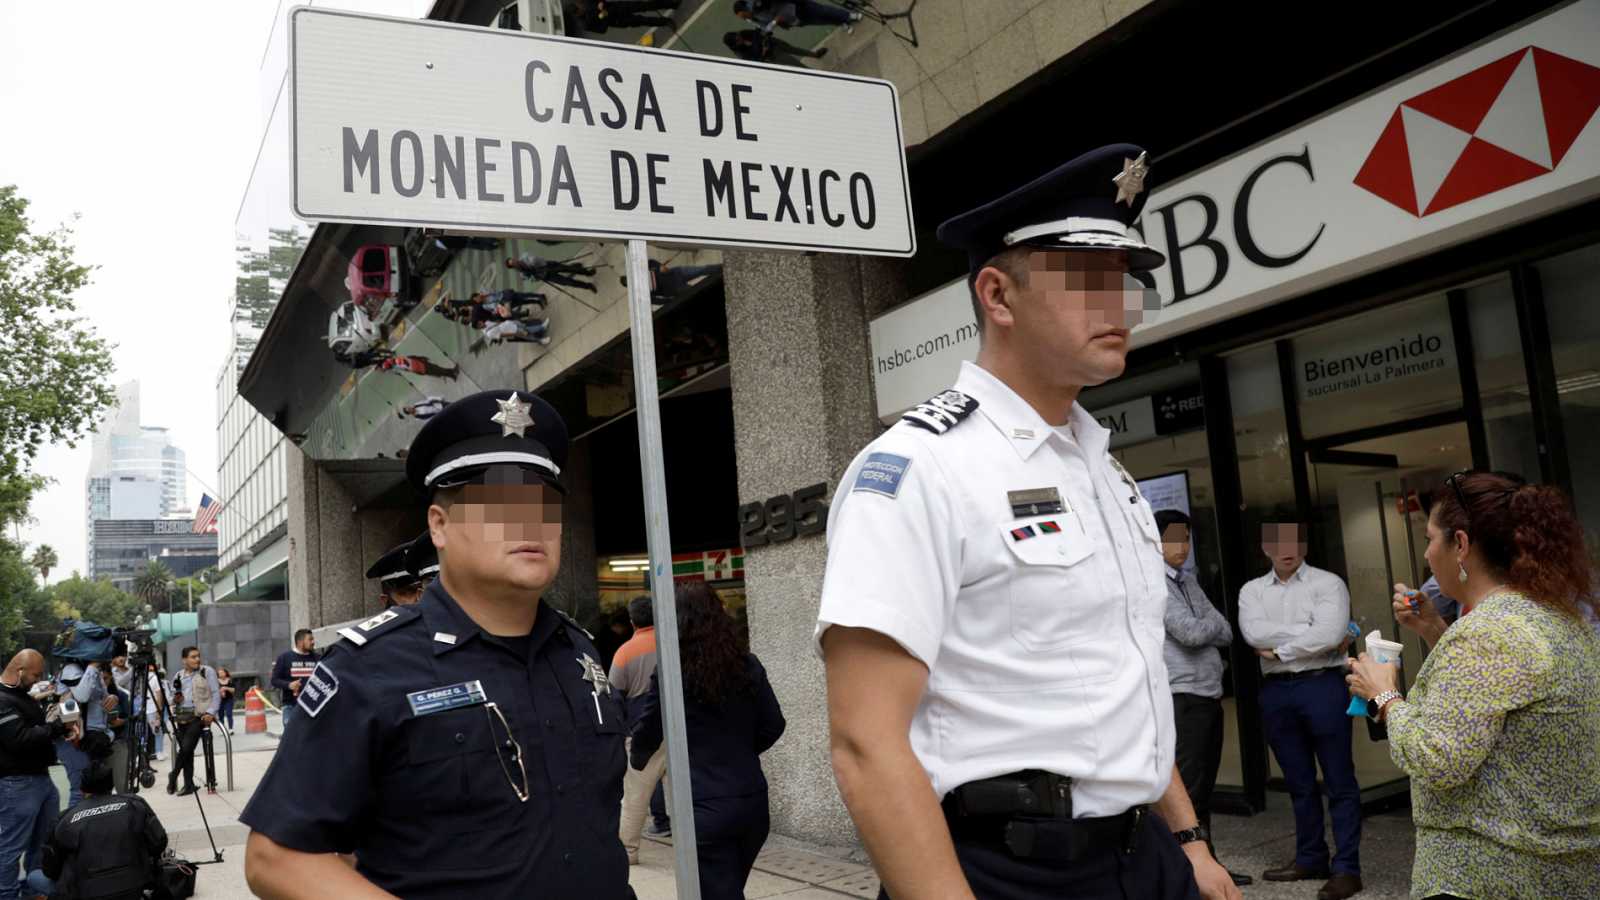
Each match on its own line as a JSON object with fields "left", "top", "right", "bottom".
{"left": 1387, "top": 590, "right": 1600, "bottom": 899}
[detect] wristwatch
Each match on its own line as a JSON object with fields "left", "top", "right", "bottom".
{"left": 1171, "top": 823, "right": 1210, "bottom": 846}
{"left": 1371, "top": 690, "right": 1403, "bottom": 718}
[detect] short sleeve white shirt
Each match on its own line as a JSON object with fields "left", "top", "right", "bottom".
{"left": 816, "top": 362, "right": 1176, "bottom": 817}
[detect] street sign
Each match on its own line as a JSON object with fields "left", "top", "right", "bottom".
{"left": 289, "top": 6, "right": 915, "bottom": 256}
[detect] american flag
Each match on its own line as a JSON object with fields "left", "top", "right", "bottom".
{"left": 192, "top": 494, "right": 222, "bottom": 534}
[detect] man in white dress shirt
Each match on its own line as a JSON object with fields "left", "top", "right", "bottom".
{"left": 1238, "top": 522, "right": 1363, "bottom": 900}
{"left": 817, "top": 145, "right": 1239, "bottom": 900}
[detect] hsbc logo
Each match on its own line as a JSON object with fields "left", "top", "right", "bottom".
{"left": 1355, "top": 46, "right": 1600, "bottom": 216}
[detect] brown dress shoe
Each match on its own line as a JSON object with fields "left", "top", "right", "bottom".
{"left": 1317, "top": 873, "right": 1364, "bottom": 900}
{"left": 1262, "top": 861, "right": 1331, "bottom": 881}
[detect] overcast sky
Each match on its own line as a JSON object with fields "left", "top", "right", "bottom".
{"left": 0, "top": 2, "right": 283, "bottom": 580}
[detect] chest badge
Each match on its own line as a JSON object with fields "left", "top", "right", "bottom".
{"left": 1007, "top": 487, "right": 1066, "bottom": 518}
{"left": 406, "top": 680, "right": 488, "bottom": 717}
{"left": 578, "top": 654, "right": 611, "bottom": 696}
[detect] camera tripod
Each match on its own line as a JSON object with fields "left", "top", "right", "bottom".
{"left": 119, "top": 639, "right": 226, "bottom": 866}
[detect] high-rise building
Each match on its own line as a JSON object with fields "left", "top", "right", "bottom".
{"left": 211, "top": 302, "right": 290, "bottom": 602}
{"left": 85, "top": 381, "right": 191, "bottom": 580}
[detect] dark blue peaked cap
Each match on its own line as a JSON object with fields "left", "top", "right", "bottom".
{"left": 403, "top": 531, "right": 439, "bottom": 578}
{"left": 365, "top": 541, "right": 414, "bottom": 584}
{"left": 937, "top": 143, "right": 1166, "bottom": 275}
{"left": 405, "top": 389, "right": 568, "bottom": 494}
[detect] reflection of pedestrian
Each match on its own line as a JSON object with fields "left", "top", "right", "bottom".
{"left": 506, "top": 255, "right": 599, "bottom": 293}
{"left": 734, "top": 0, "right": 859, "bottom": 30}
{"left": 631, "top": 583, "right": 785, "bottom": 898}
{"left": 478, "top": 289, "right": 548, "bottom": 309}
{"left": 723, "top": 29, "right": 827, "bottom": 65}
{"left": 378, "top": 355, "right": 458, "bottom": 378}
{"left": 484, "top": 319, "right": 551, "bottom": 345}
{"left": 623, "top": 261, "right": 722, "bottom": 301}
{"left": 399, "top": 397, "right": 447, "bottom": 420}
{"left": 578, "top": 0, "right": 679, "bottom": 32}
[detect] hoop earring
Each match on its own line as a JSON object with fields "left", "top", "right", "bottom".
{"left": 1458, "top": 564, "right": 1469, "bottom": 585}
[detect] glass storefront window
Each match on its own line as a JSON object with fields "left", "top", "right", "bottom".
{"left": 1293, "top": 293, "right": 1461, "bottom": 440}
{"left": 1465, "top": 274, "right": 1540, "bottom": 477}
{"left": 1534, "top": 244, "right": 1600, "bottom": 546}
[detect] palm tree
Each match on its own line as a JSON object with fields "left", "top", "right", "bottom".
{"left": 133, "top": 560, "right": 175, "bottom": 613}
{"left": 29, "top": 544, "right": 58, "bottom": 582}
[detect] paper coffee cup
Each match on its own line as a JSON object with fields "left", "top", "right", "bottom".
{"left": 1365, "top": 630, "right": 1403, "bottom": 665}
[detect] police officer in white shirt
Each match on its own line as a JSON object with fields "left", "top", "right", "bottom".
{"left": 818, "top": 145, "right": 1240, "bottom": 900}
{"left": 1237, "top": 522, "right": 1363, "bottom": 900}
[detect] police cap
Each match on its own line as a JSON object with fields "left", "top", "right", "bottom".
{"left": 936, "top": 143, "right": 1165, "bottom": 275}
{"left": 404, "top": 389, "right": 568, "bottom": 495}
{"left": 403, "top": 530, "right": 439, "bottom": 579}
{"left": 365, "top": 542, "right": 416, "bottom": 587}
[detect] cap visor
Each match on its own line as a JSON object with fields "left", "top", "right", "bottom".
{"left": 1033, "top": 232, "right": 1166, "bottom": 272}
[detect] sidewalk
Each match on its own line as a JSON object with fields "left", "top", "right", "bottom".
{"left": 630, "top": 804, "right": 1417, "bottom": 899}
{"left": 46, "top": 715, "right": 1416, "bottom": 899}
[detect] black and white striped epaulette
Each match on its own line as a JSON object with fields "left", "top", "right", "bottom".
{"left": 336, "top": 606, "right": 421, "bottom": 648}
{"left": 900, "top": 390, "right": 979, "bottom": 435}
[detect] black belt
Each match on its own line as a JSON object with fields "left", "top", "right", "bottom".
{"left": 942, "top": 771, "right": 1153, "bottom": 861}
{"left": 1263, "top": 665, "right": 1343, "bottom": 682}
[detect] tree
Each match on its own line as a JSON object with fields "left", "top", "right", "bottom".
{"left": 28, "top": 544, "right": 57, "bottom": 581}
{"left": 0, "top": 186, "right": 117, "bottom": 483}
{"left": 133, "top": 560, "right": 175, "bottom": 613}
{"left": 46, "top": 574, "right": 139, "bottom": 629}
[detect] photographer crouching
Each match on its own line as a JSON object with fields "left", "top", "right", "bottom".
{"left": 28, "top": 758, "right": 170, "bottom": 900}
{"left": 1, "top": 649, "right": 80, "bottom": 900}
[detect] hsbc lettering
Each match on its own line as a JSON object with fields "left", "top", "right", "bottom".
{"left": 1145, "top": 146, "right": 1327, "bottom": 304}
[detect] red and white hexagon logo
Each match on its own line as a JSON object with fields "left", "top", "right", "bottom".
{"left": 1354, "top": 46, "right": 1600, "bottom": 217}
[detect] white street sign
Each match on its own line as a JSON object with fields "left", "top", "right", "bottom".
{"left": 289, "top": 6, "right": 915, "bottom": 256}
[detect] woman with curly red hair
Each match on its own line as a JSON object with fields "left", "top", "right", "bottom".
{"left": 1348, "top": 471, "right": 1600, "bottom": 899}
{"left": 629, "top": 583, "right": 786, "bottom": 899}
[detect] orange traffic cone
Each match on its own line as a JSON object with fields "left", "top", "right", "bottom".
{"left": 245, "top": 687, "right": 267, "bottom": 734}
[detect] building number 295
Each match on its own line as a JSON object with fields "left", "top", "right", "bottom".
{"left": 738, "top": 483, "right": 828, "bottom": 548}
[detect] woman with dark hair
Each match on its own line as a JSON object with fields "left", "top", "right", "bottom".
{"left": 216, "top": 668, "right": 236, "bottom": 733}
{"left": 1347, "top": 471, "right": 1600, "bottom": 899}
{"left": 630, "top": 583, "right": 785, "bottom": 899}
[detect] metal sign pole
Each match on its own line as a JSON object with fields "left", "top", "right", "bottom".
{"left": 625, "top": 238, "right": 701, "bottom": 899}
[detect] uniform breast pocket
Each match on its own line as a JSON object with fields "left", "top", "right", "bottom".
{"left": 1001, "top": 518, "right": 1123, "bottom": 681}
{"left": 394, "top": 708, "right": 516, "bottom": 817}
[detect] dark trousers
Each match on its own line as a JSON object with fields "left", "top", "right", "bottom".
{"left": 879, "top": 811, "right": 1198, "bottom": 900}
{"left": 650, "top": 779, "right": 670, "bottom": 830}
{"left": 696, "top": 793, "right": 769, "bottom": 900}
{"left": 1172, "top": 692, "right": 1224, "bottom": 830}
{"left": 1261, "top": 669, "right": 1361, "bottom": 875}
{"left": 794, "top": 0, "right": 853, "bottom": 25}
{"left": 170, "top": 717, "right": 216, "bottom": 790}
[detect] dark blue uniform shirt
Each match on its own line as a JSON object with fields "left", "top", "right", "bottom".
{"left": 240, "top": 582, "right": 629, "bottom": 899}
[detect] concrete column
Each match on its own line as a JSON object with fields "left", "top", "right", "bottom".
{"left": 723, "top": 249, "right": 909, "bottom": 847}
{"left": 356, "top": 508, "right": 425, "bottom": 619}
{"left": 285, "top": 445, "right": 320, "bottom": 634}
{"left": 550, "top": 439, "right": 599, "bottom": 624}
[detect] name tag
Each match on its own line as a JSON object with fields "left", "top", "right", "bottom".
{"left": 1007, "top": 487, "right": 1066, "bottom": 517}
{"left": 406, "top": 680, "right": 488, "bottom": 717}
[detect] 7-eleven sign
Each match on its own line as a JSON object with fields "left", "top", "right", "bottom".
{"left": 704, "top": 550, "right": 736, "bottom": 581}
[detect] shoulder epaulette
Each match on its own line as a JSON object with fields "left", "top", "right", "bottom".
{"left": 553, "top": 608, "right": 594, "bottom": 641}
{"left": 900, "top": 390, "right": 978, "bottom": 435}
{"left": 335, "top": 605, "right": 421, "bottom": 648}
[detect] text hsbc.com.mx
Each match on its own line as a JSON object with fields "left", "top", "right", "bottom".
{"left": 876, "top": 323, "right": 980, "bottom": 374}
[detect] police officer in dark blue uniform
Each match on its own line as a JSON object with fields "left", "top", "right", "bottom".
{"left": 241, "top": 390, "right": 631, "bottom": 900}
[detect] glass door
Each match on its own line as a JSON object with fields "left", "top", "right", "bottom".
{"left": 1306, "top": 422, "right": 1473, "bottom": 791}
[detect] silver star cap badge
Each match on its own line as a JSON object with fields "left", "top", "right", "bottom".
{"left": 1113, "top": 151, "right": 1150, "bottom": 207}
{"left": 490, "top": 393, "right": 535, "bottom": 438}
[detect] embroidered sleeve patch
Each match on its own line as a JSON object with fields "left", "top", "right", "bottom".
{"left": 296, "top": 663, "right": 340, "bottom": 718}
{"left": 853, "top": 452, "right": 913, "bottom": 498}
